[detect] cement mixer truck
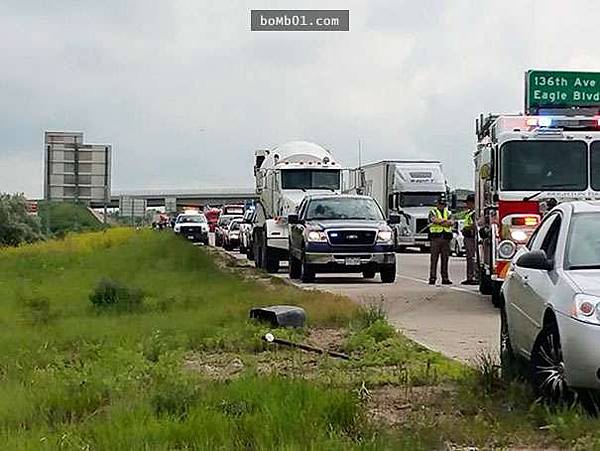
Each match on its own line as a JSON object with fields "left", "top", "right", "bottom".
{"left": 251, "top": 141, "right": 342, "bottom": 272}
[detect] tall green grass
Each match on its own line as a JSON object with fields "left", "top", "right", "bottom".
{"left": 0, "top": 229, "right": 386, "bottom": 449}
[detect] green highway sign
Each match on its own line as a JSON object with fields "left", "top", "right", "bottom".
{"left": 526, "top": 70, "right": 600, "bottom": 113}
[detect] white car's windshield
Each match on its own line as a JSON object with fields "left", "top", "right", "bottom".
{"left": 178, "top": 215, "right": 206, "bottom": 223}
{"left": 305, "top": 197, "right": 383, "bottom": 221}
{"left": 566, "top": 213, "right": 600, "bottom": 269}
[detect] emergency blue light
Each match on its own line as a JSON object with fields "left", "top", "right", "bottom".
{"left": 538, "top": 117, "right": 552, "bottom": 127}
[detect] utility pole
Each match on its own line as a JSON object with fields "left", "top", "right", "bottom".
{"left": 358, "top": 138, "right": 362, "bottom": 169}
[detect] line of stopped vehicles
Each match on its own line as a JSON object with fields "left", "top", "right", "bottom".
{"left": 170, "top": 109, "right": 600, "bottom": 409}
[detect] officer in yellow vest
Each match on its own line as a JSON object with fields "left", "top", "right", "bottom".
{"left": 428, "top": 193, "right": 454, "bottom": 285}
{"left": 461, "top": 194, "right": 478, "bottom": 285}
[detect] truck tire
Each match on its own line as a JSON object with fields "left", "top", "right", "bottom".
{"left": 262, "top": 240, "right": 280, "bottom": 273}
{"left": 380, "top": 264, "right": 396, "bottom": 283}
{"left": 300, "top": 254, "right": 315, "bottom": 283}
{"left": 479, "top": 267, "right": 493, "bottom": 295}
{"left": 491, "top": 281, "right": 503, "bottom": 308}
{"left": 289, "top": 255, "right": 302, "bottom": 279}
{"left": 362, "top": 269, "right": 376, "bottom": 279}
{"left": 253, "top": 231, "right": 263, "bottom": 269}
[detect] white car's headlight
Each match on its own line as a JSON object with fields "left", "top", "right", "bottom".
{"left": 307, "top": 230, "right": 327, "bottom": 242}
{"left": 572, "top": 294, "right": 600, "bottom": 324}
{"left": 377, "top": 230, "right": 394, "bottom": 242}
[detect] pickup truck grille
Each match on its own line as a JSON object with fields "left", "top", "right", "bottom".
{"left": 327, "top": 230, "right": 376, "bottom": 245}
{"left": 415, "top": 218, "right": 429, "bottom": 234}
{"left": 181, "top": 226, "right": 202, "bottom": 235}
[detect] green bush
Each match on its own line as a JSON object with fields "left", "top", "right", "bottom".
{"left": 0, "top": 193, "right": 44, "bottom": 247}
{"left": 89, "top": 278, "right": 144, "bottom": 310}
{"left": 22, "top": 296, "right": 52, "bottom": 325}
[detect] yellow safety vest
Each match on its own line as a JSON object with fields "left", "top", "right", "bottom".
{"left": 429, "top": 208, "right": 452, "bottom": 234}
{"left": 464, "top": 210, "right": 474, "bottom": 228}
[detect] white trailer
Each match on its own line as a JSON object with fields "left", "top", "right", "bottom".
{"left": 345, "top": 160, "right": 447, "bottom": 251}
{"left": 252, "top": 141, "right": 342, "bottom": 272}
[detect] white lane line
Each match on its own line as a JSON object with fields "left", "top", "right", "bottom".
{"left": 396, "top": 274, "right": 483, "bottom": 297}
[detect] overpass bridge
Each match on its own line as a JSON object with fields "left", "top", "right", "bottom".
{"left": 88, "top": 187, "right": 258, "bottom": 209}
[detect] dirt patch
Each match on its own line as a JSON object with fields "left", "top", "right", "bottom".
{"left": 367, "top": 384, "right": 452, "bottom": 427}
{"left": 183, "top": 353, "right": 246, "bottom": 380}
{"left": 306, "top": 328, "right": 346, "bottom": 352}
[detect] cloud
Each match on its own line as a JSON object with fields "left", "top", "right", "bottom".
{"left": 1, "top": 0, "right": 600, "bottom": 197}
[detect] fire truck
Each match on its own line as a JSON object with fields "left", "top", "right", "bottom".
{"left": 475, "top": 113, "right": 600, "bottom": 306}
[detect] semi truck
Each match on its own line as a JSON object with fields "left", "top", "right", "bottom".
{"left": 252, "top": 141, "right": 342, "bottom": 272}
{"left": 344, "top": 160, "right": 447, "bottom": 251}
{"left": 475, "top": 69, "right": 600, "bottom": 307}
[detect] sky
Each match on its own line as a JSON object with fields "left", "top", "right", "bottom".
{"left": 1, "top": 0, "right": 600, "bottom": 197}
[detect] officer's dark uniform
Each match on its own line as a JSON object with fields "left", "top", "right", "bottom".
{"left": 461, "top": 194, "right": 478, "bottom": 285}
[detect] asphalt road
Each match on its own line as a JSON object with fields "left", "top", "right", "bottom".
{"left": 225, "top": 242, "right": 499, "bottom": 365}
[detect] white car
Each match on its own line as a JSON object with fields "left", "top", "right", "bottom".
{"left": 173, "top": 213, "right": 209, "bottom": 244}
{"left": 502, "top": 201, "right": 600, "bottom": 407}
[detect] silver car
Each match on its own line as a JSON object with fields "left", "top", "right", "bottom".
{"left": 502, "top": 201, "right": 600, "bottom": 405}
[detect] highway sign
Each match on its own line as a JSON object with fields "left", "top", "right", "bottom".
{"left": 526, "top": 70, "right": 600, "bottom": 113}
{"left": 165, "top": 197, "right": 177, "bottom": 213}
{"left": 119, "top": 196, "right": 147, "bottom": 217}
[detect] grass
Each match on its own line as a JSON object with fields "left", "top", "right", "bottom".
{"left": 3, "top": 228, "right": 600, "bottom": 449}
{"left": 0, "top": 229, "right": 384, "bottom": 449}
{"left": 38, "top": 201, "right": 104, "bottom": 237}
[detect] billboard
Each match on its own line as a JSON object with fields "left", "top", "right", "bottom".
{"left": 43, "top": 131, "right": 112, "bottom": 203}
{"left": 119, "top": 196, "right": 147, "bottom": 218}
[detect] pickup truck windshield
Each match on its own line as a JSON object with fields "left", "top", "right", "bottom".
{"left": 306, "top": 197, "right": 384, "bottom": 220}
{"left": 399, "top": 192, "right": 441, "bottom": 208}
{"left": 500, "top": 141, "right": 587, "bottom": 191}
{"left": 281, "top": 169, "right": 340, "bottom": 190}
{"left": 178, "top": 215, "right": 206, "bottom": 223}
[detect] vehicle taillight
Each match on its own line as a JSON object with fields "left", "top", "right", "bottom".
{"left": 511, "top": 216, "right": 539, "bottom": 227}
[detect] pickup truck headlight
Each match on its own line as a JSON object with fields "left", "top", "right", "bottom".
{"left": 307, "top": 230, "right": 327, "bottom": 242}
{"left": 572, "top": 294, "right": 600, "bottom": 324}
{"left": 377, "top": 230, "right": 394, "bottom": 242}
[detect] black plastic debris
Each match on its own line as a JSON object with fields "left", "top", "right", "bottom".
{"left": 249, "top": 305, "right": 306, "bottom": 328}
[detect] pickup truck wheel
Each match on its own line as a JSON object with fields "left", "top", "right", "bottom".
{"left": 362, "top": 269, "right": 376, "bottom": 279}
{"left": 289, "top": 255, "right": 302, "bottom": 279}
{"left": 300, "top": 255, "right": 315, "bottom": 283}
{"left": 380, "top": 264, "right": 396, "bottom": 283}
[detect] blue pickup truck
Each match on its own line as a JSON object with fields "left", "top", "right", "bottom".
{"left": 288, "top": 194, "right": 399, "bottom": 283}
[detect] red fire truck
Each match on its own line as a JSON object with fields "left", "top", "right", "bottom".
{"left": 475, "top": 70, "right": 600, "bottom": 306}
{"left": 475, "top": 113, "right": 600, "bottom": 306}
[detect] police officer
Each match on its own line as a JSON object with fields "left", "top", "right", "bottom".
{"left": 461, "top": 194, "right": 478, "bottom": 285}
{"left": 428, "top": 194, "right": 454, "bottom": 285}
